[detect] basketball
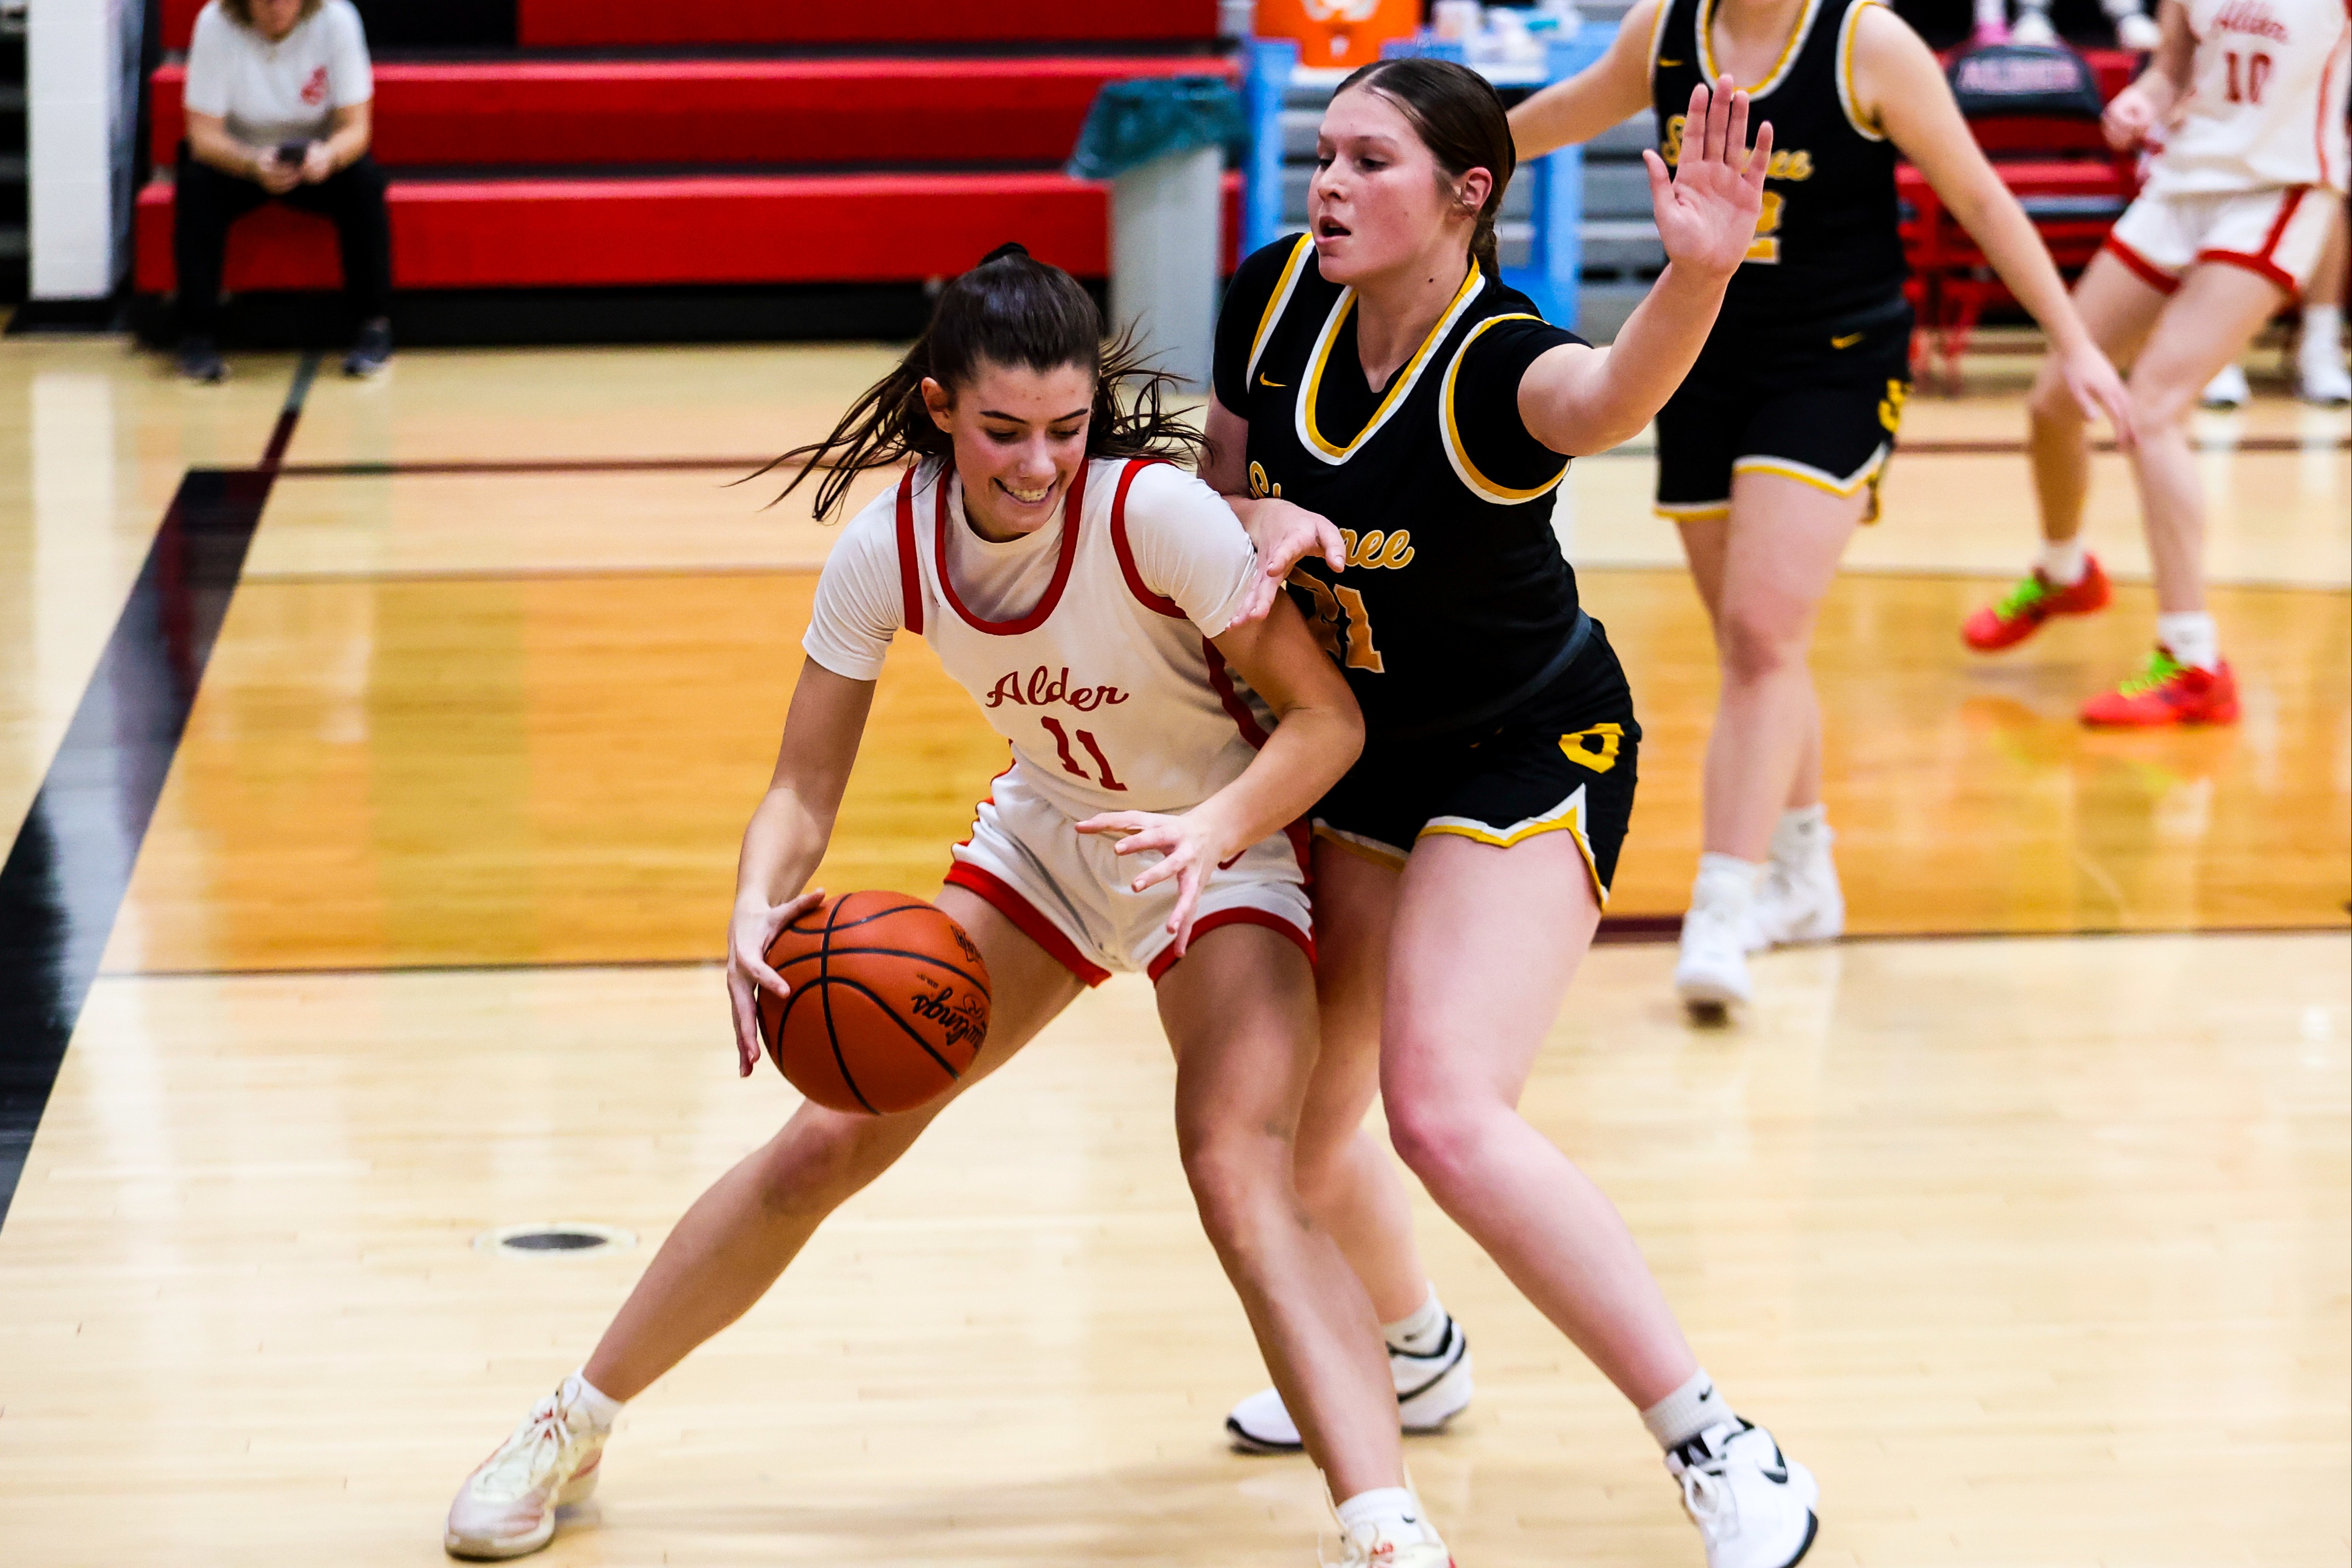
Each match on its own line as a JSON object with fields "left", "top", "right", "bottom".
{"left": 757, "top": 891, "right": 993, "bottom": 1115}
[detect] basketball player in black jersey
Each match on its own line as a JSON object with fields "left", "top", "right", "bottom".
{"left": 1514, "top": 0, "right": 2134, "bottom": 1013}
{"left": 1204, "top": 59, "right": 1824, "bottom": 1568}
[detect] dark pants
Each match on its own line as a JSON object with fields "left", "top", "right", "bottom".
{"left": 173, "top": 145, "right": 393, "bottom": 338}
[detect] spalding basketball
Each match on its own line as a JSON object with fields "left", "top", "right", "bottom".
{"left": 758, "top": 891, "right": 993, "bottom": 1115}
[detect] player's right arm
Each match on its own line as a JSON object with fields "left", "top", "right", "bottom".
{"left": 2102, "top": 0, "right": 2195, "bottom": 150}
{"left": 727, "top": 495, "right": 903, "bottom": 1073}
{"left": 1508, "top": 0, "right": 1661, "bottom": 159}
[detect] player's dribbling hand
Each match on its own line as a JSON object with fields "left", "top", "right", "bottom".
{"left": 727, "top": 888, "right": 826, "bottom": 1078}
{"left": 1073, "top": 810, "right": 1231, "bottom": 959}
{"left": 2101, "top": 84, "right": 2158, "bottom": 152}
{"left": 1644, "top": 76, "right": 1772, "bottom": 280}
{"left": 1229, "top": 497, "right": 1347, "bottom": 625}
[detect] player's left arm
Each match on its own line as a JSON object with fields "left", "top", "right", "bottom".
{"left": 1854, "top": 4, "right": 2137, "bottom": 445}
{"left": 1075, "top": 598, "right": 1362, "bottom": 955}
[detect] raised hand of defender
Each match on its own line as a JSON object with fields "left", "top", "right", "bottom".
{"left": 1229, "top": 497, "right": 1347, "bottom": 625}
{"left": 1644, "top": 76, "right": 1773, "bottom": 279}
{"left": 726, "top": 888, "right": 825, "bottom": 1078}
{"left": 1073, "top": 809, "right": 1233, "bottom": 960}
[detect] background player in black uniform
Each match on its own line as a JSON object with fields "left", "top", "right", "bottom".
{"left": 1202, "top": 59, "right": 1825, "bottom": 1568}
{"left": 1514, "top": 0, "right": 2134, "bottom": 1014}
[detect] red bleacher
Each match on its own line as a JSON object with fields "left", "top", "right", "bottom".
{"left": 157, "top": 0, "right": 1220, "bottom": 50}
{"left": 139, "top": 5, "right": 1235, "bottom": 303}
{"left": 149, "top": 58, "right": 1217, "bottom": 171}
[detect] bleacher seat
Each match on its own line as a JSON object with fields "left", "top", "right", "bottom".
{"left": 139, "top": 2, "right": 1235, "bottom": 312}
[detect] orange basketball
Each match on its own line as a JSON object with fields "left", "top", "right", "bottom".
{"left": 757, "top": 891, "right": 993, "bottom": 1115}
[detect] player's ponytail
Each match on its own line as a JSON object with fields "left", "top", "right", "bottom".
{"left": 760, "top": 243, "right": 1209, "bottom": 519}
{"left": 1336, "top": 57, "right": 1516, "bottom": 279}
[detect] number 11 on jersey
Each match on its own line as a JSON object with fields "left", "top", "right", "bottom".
{"left": 1038, "top": 716, "right": 1126, "bottom": 791}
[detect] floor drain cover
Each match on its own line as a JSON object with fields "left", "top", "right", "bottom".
{"left": 475, "top": 1223, "right": 635, "bottom": 1258}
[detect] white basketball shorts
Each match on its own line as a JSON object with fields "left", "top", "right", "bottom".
{"left": 2105, "top": 184, "right": 2339, "bottom": 297}
{"left": 943, "top": 764, "right": 1313, "bottom": 985}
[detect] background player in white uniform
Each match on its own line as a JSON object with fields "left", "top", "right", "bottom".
{"left": 443, "top": 246, "right": 1454, "bottom": 1568}
{"left": 1965, "top": 0, "right": 2351, "bottom": 723}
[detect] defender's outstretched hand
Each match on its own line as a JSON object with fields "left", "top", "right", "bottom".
{"left": 1644, "top": 76, "right": 1774, "bottom": 278}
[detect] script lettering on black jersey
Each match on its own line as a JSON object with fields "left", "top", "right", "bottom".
{"left": 982, "top": 666, "right": 1131, "bottom": 712}
{"left": 1336, "top": 528, "right": 1416, "bottom": 570}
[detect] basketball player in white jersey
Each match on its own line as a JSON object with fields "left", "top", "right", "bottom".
{"left": 442, "top": 246, "right": 1453, "bottom": 1567}
{"left": 1965, "top": 0, "right": 2350, "bottom": 723}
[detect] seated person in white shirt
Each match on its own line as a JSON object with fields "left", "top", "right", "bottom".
{"left": 175, "top": 0, "right": 392, "bottom": 382}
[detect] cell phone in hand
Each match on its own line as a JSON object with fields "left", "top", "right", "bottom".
{"left": 275, "top": 140, "right": 312, "bottom": 166}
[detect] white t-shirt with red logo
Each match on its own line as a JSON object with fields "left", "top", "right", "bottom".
{"left": 803, "top": 457, "right": 1271, "bottom": 819}
{"left": 183, "top": 0, "right": 374, "bottom": 150}
{"left": 2146, "top": 0, "right": 2351, "bottom": 196}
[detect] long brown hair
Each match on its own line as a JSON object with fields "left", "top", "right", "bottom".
{"left": 757, "top": 244, "right": 1209, "bottom": 520}
{"left": 1334, "top": 57, "right": 1517, "bottom": 278}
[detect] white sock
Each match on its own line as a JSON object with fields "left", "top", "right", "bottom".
{"left": 2156, "top": 611, "right": 2220, "bottom": 672}
{"left": 1382, "top": 1286, "right": 1449, "bottom": 1357}
{"left": 2036, "top": 537, "right": 2088, "bottom": 586}
{"left": 2302, "top": 303, "right": 2344, "bottom": 374}
{"left": 559, "top": 1369, "right": 624, "bottom": 1432}
{"left": 1694, "top": 852, "right": 1763, "bottom": 907}
{"left": 1640, "top": 1368, "right": 1736, "bottom": 1451}
{"left": 1335, "top": 1486, "right": 1426, "bottom": 1540}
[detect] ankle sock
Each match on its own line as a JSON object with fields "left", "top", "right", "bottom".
{"left": 1640, "top": 1368, "right": 1735, "bottom": 1451}
{"left": 2155, "top": 611, "right": 2220, "bottom": 673}
{"left": 1382, "top": 1287, "right": 1450, "bottom": 1357}
{"left": 1694, "top": 852, "right": 1763, "bottom": 907}
{"left": 1772, "top": 804, "right": 1828, "bottom": 864}
{"left": 1335, "top": 1486, "right": 1426, "bottom": 1539}
{"left": 560, "top": 1370, "right": 625, "bottom": 1432}
{"left": 2302, "top": 303, "right": 2344, "bottom": 375}
{"left": 2036, "top": 538, "right": 2088, "bottom": 586}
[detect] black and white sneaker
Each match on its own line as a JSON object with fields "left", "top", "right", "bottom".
{"left": 1666, "top": 1419, "right": 1820, "bottom": 1568}
{"left": 175, "top": 336, "right": 228, "bottom": 384}
{"left": 1225, "top": 1317, "right": 1474, "bottom": 1452}
{"left": 343, "top": 319, "right": 393, "bottom": 378}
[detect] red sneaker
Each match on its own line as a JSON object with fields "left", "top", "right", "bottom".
{"left": 1963, "top": 556, "right": 2111, "bottom": 651}
{"left": 2080, "top": 647, "right": 2240, "bottom": 727}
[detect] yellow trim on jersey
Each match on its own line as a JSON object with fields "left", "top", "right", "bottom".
{"left": 1698, "top": 0, "right": 1826, "bottom": 99}
{"left": 1655, "top": 498, "right": 1732, "bottom": 519}
{"left": 1296, "top": 266, "right": 1486, "bottom": 465}
{"left": 1416, "top": 785, "right": 1609, "bottom": 907}
{"left": 1731, "top": 441, "right": 1890, "bottom": 496}
{"left": 1246, "top": 234, "right": 1318, "bottom": 388}
{"left": 1835, "top": 0, "right": 1888, "bottom": 141}
{"left": 1439, "top": 313, "right": 1573, "bottom": 504}
{"left": 1310, "top": 822, "right": 1411, "bottom": 868}
{"left": 1647, "top": 0, "right": 1675, "bottom": 85}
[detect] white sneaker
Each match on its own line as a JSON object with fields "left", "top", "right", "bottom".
{"left": 1667, "top": 1419, "right": 1820, "bottom": 1568}
{"left": 1328, "top": 1518, "right": 1454, "bottom": 1567}
{"left": 2200, "top": 363, "right": 2250, "bottom": 409}
{"left": 1228, "top": 1318, "right": 1474, "bottom": 1452}
{"left": 445, "top": 1387, "right": 609, "bottom": 1560}
{"left": 2300, "top": 357, "right": 2351, "bottom": 406}
{"left": 1754, "top": 815, "right": 1844, "bottom": 947}
{"left": 1675, "top": 859, "right": 1758, "bottom": 1015}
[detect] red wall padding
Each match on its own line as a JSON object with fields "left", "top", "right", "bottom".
{"left": 150, "top": 57, "right": 1226, "bottom": 170}
{"left": 516, "top": 0, "right": 1218, "bottom": 47}
{"left": 136, "top": 173, "right": 1242, "bottom": 291}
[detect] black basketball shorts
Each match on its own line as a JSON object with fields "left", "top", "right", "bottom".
{"left": 1654, "top": 300, "right": 1915, "bottom": 524}
{"left": 1311, "top": 622, "right": 1640, "bottom": 906}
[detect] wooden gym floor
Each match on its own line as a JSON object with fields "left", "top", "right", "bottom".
{"left": 0, "top": 336, "right": 2343, "bottom": 1565}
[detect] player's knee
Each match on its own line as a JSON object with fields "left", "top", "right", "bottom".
{"left": 2027, "top": 364, "right": 2084, "bottom": 425}
{"left": 2125, "top": 363, "right": 2198, "bottom": 431}
{"left": 1718, "top": 606, "right": 1803, "bottom": 684}
{"left": 1179, "top": 1127, "right": 1292, "bottom": 1248}
{"left": 1382, "top": 1095, "right": 1487, "bottom": 1201}
{"left": 751, "top": 1110, "right": 902, "bottom": 1213}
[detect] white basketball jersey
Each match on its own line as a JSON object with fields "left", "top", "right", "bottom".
{"left": 892, "top": 457, "right": 1275, "bottom": 820}
{"left": 2147, "top": 0, "right": 2351, "bottom": 196}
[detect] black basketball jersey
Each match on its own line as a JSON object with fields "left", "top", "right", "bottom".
{"left": 1651, "top": 0, "right": 1908, "bottom": 335}
{"left": 1212, "top": 236, "right": 1590, "bottom": 739}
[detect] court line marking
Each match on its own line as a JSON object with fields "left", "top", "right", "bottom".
{"left": 0, "top": 353, "right": 321, "bottom": 1228}
{"left": 262, "top": 431, "right": 2348, "bottom": 480}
